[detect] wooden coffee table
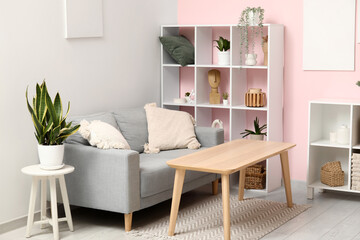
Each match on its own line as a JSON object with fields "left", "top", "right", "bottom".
{"left": 167, "top": 139, "right": 296, "bottom": 240}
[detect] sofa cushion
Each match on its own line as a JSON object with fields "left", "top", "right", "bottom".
{"left": 144, "top": 103, "right": 200, "bottom": 153}
{"left": 140, "top": 148, "right": 212, "bottom": 198}
{"left": 159, "top": 35, "right": 194, "bottom": 66}
{"left": 79, "top": 120, "right": 131, "bottom": 150}
{"left": 65, "top": 112, "right": 119, "bottom": 145}
{"left": 113, "top": 108, "right": 148, "bottom": 153}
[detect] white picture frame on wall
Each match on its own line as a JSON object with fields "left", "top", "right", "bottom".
{"left": 303, "top": 0, "right": 356, "bottom": 71}
{"left": 64, "top": 0, "right": 103, "bottom": 39}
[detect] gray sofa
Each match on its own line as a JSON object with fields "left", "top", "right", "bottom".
{"left": 63, "top": 108, "right": 224, "bottom": 231}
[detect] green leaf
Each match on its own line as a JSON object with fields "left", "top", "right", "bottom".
{"left": 57, "top": 124, "right": 80, "bottom": 142}
{"left": 63, "top": 102, "right": 71, "bottom": 120}
{"left": 54, "top": 93, "right": 62, "bottom": 123}
{"left": 45, "top": 90, "right": 59, "bottom": 127}
{"left": 38, "top": 83, "right": 47, "bottom": 123}
{"left": 25, "top": 87, "right": 35, "bottom": 116}
{"left": 31, "top": 113, "right": 44, "bottom": 139}
{"left": 35, "top": 83, "right": 41, "bottom": 117}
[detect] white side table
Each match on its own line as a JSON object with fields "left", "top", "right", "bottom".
{"left": 21, "top": 165, "right": 75, "bottom": 240}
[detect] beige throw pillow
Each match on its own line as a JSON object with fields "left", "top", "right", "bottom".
{"left": 144, "top": 103, "right": 200, "bottom": 153}
{"left": 79, "top": 120, "right": 130, "bottom": 150}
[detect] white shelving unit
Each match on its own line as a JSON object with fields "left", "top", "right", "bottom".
{"left": 307, "top": 99, "right": 360, "bottom": 199}
{"left": 160, "top": 24, "right": 284, "bottom": 192}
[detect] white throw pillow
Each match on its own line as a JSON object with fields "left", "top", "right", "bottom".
{"left": 79, "top": 120, "right": 130, "bottom": 150}
{"left": 144, "top": 103, "right": 201, "bottom": 153}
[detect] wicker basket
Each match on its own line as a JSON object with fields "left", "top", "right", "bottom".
{"left": 320, "top": 161, "right": 344, "bottom": 187}
{"left": 245, "top": 165, "right": 266, "bottom": 189}
{"left": 245, "top": 165, "right": 263, "bottom": 174}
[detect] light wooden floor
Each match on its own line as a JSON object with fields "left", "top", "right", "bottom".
{"left": 2, "top": 181, "right": 360, "bottom": 240}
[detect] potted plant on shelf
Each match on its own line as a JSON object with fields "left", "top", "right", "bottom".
{"left": 240, "top": 117, "right": 267, "bottom": 140}
{"left": 26, "top": 80, "right": 80, "bottom": 170}
{"left": 237, "top": 7, "right": 265, "bottom": 66}
{"left": 214, "top": 36, "right": 230, "bottom": 66}
{"left": 185, "top": 92, "right": 191, "bottom": 103}
{"left": 222, "top": 92, "right": 229, "bottom": 105}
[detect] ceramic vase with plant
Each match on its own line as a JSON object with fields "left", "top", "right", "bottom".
{"left": 185, "top": 92, "right": 191, "bottom": 103}
{"left": 240, "top": 117, "right": 267, "bottom": 140}
{"left": 26, "top": 80, "right": 80, "bottom": 170}
{"left": 237, "top": 7, "right": 265, "bottom": 65}
{"left": 222, "top": 92, "right": 229, "bottom": 105}
{"left": 214, "top": 36, "right": 230, "bottom": 66}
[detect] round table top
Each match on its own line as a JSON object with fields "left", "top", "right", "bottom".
{"left": 21, "top": 165, "right": 74, "bottom": 177}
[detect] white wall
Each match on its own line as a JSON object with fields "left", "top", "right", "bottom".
{"left": 0, "top": 0, "right": 177, "bottom": 224}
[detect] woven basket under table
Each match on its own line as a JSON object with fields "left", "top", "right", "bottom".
{"left": 245, "top": 172, "right": 266, "bottom": 189}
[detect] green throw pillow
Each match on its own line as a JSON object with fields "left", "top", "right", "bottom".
{"left": 159, "top": 35, "right": 194, "bottom": 66}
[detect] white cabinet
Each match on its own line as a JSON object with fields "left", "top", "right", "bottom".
{"left": 160, "top": 24, "right": 284, "bottom": 192}
{"left": 307, "top": 100, "right": 360, "bottom": 199}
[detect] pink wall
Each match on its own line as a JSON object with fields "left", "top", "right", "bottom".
{"left": 178, "top": 0, "right": 360, "bottom": 181}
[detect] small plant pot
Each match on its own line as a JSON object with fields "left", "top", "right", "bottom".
{"left": 248, "top": 10, "right": 260, "bottom": 26}
{"left": 249, "top": 134, "right": 264, "bottom": 141}
{"left": 223, "top": 99, "right": 228, "bottom": 105}
{"left": 245, "top": 54, "right": 257, "bottom": 66}
{"left": 185, "top": 96, "right": 191, "bottom": 103}
{"left": 218, "top": 51, "right": 230, "bottom": 66}
{"left": 38, "top": 144, "right": 65, "bottom": 170}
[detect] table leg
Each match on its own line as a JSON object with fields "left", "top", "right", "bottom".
{"left": 212, "top": 179, "right": 219, "bottom": 195}
{"left": 238, "top": 170, "right": 245, "bottom": 201}
{"left": 26, "top": 177, "right": 38, "bottom": 238}
{"left": 168, "top": 169, "right": 186, "bottom": 236}
{"left": 221, "top": 174, "right": 231, "bottom": 240}
{"left": 49, "top": 176, "right": 59, "bottom": 240}
{"left": 40, "top": 178, "right": 47, "bottom": 229}
{"left": 59, "top": 175, "right": 74, "bottom": 232}
{"left": 280, "top": 151, "right": 293, "bottom": 208}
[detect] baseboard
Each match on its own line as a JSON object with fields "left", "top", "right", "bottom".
{"left": 0, "top": 211, "right": 41, "bottom": 235}
{"left": 0, "top": 204, "right": 77, "bottom": 235}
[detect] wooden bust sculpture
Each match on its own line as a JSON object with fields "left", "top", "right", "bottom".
{"left": 208, "top": 69, "right": 221, "bottom": 104}
{"left": 262, "top": 35, "right": 268, "bottom": 66}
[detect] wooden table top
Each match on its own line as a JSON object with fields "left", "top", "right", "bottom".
{"left": 167, "top": 139, "right": 296, "bottom": 175}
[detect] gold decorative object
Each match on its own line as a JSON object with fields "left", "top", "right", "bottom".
{"left": 208, "top": 69, "right": 221, "bottom": 104}
{"left": 245, "top": 88, "right": 266, "bottom": 107}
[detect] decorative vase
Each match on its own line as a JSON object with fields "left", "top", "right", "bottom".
{"left": 223, "top": 99, "right": 228, "bottom": 105}
{"left": 336, "top": 125, "right": 349, "bottom": 145}
{"left": 245, "top": 54, "right": 257, "bottom": 66}
{"left": 211, "top": 119, "right": 224, "bottom": 129}
{"left": 218, "top": 51, "right": 230, "bottom": 66}
{"left": 249, "top": 134, "right": 264, "bottom": 141}
{"left": 38, "top": 144, "right": 65, "bottom": 170}
{"left": 248, "top": 10, "right": 260, "bottom": 26}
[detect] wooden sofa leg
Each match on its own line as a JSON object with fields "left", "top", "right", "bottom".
{"left": 212, "top": 179, "right": 219, "bottom": 195}
{"left": 124, "top": 213, "right": 133, "bottom": 232}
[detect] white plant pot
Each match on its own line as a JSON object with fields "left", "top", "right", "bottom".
{"left": 248, "top": 11, "right": 260, "bottom": 26}
{"left": 38, "top": 144, "right": 65, "bottom": 170}
{"left": 249, "top": 134, "right": 264, "bottom": 141}
{"left": 223, "top": 99, "right": 228, "bottom": 105}
{"left": 245, "top": 54, "right": 257, "bottom": 66}
{"left": 218, "top": 51, "right": 230, "bottom": 66}
{"left": 185, "top": 96, "right": 191, "bottom": 103}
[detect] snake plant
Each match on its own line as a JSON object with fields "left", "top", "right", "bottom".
{"left": 240, "top": 117, "right": 267, "bottom": 138}
{"left": 26, "top": 80, "right": 80, "bottom": 145}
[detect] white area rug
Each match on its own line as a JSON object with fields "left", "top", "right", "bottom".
{"left": 129, "top": 195, "right": 310, "bottom": 240}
